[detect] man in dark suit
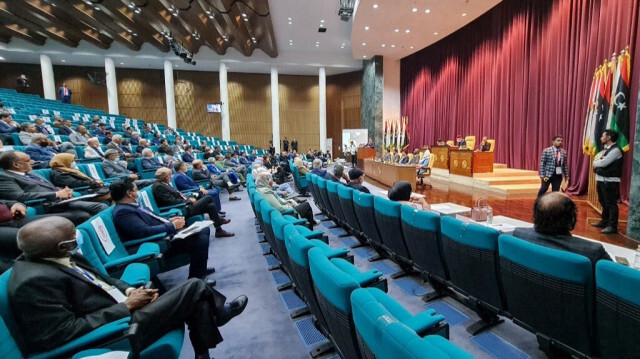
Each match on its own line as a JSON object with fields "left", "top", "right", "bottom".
{"left": 291, "top": 138, "right": 298, "bottom": 152}
{"left": 537, "top": 135, "right": 569, "bottom": 197}
{"left": 34, "top": 118, "right": 51, "bottom": 135}
{"left": 152, "top": 168, "right": 233, "bottom": 238}
{"left": 16, "top": 74, "right": 28, "bottom": 93}
{"left": 455, "top": 135, "right": 466, "bottom": 147}
{"left": 346, "top": 168, "right": 370, "bottom": 193}
{"left": 0, "top": 151, "right": 106, "bottom": 223}
{"left": 182, "top": 145, "right": 195, "bottom": 163}
{"left": 8, "top": 216, "right": 247, "bottom": 359}
{"left": 0, "top": 113, "right": 19, "bottom": 145}
{"left": 513, "top": 192, "right": 611, "bottom": 269}
{"left": 282, "top": 137, "right": 289, "bottom": 152}
{"left": 57, "top": 119, "right": 76, "bottom": 136}
{"left": 93, "top": 123, "right": 107, "bottom": 137}
{"left": 59, "top": 83, "right": 72, "bottom": 104}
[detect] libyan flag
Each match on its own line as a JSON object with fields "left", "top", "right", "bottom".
{"left": 608, "top": 50, "right": 631, "bottom": 151}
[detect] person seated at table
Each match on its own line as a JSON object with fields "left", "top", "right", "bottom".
{"left": 141, "top": 148, "right": 164, "bottom": 171}
{"left": 174, "top": 161, "right": 223, "bottom": 212}
{"left": 409, "top": 149, "right": 420, "bottom": 165}
{"left": 388, "top": 180, "right": 430, "bottom": 211}
{"left": 436, "top": 139, "right": 445, "bottom": 146}
{"left": 418, "top": 149, "right": 431, "bottom": 175}
{"left": 192, "top": 160, "right": 240, "bottom": 200}
{"left": 381, "top": 150, "right": 391, "bottom": 162}
{"left": 398, "top": 151, "right": 410, "bottom": 165}
{"left": 391, "top": 149, "right": 400, "bottom": 163}
{"left": 255, "top": 172, "right": 316, "bottom": 227}
{"left": 346, "top": 168, "right": 370, "bottom": 194}
{"left": 513, "top": 192, "right": 611, "bottom": 269}
{"left": 477, "top": 136, "right": 491, "bottom": 152}
{"left": 455, "top": 135, "right": 466, "bottom": 147}
{"left": 366, "top": 137, "right": 375, "bottom": 148}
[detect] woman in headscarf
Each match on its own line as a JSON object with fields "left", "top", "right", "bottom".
{"left": 387, "top": 180, "right": 430, "bottom": 211}
{"left": 294, "top": 157, "right": 308, "bottom": 176}
{"left": 50, "top": 153, "right": 104, "bottom": 190}
{"left": 255, "top": 172, "right": 316, "bottom": 227}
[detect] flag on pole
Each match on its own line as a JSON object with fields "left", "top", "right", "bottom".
{"left": 607, "top": 48, "right": 631, "bottom": 151}
{"left": 593, "top": 58, "right": 614, "bottom": 154}
{"left": 582, "top": 69, "right": 600, "bottom": 154}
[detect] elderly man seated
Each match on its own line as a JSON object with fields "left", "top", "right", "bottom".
{"left": 192, "top": 159, "right": 240, "bottom": 200}
{"left": 69, "top": 125, "right": 91, "bottom": 146}
{"left": 141, "top": 148, "right": 164, "bottom": 171}
{"left": 310, "top": 158, "right": 326, "bottom": 177}
{"left": 84, "top": 137, "right": 106, "bottom": 159}
{"left": 8, "top": 216, "right": 247, "bottom": 359}
{"left": 324, "top": 164, "right": 348, "bottom": 183}
{"left": 102, "top": 149, "right": 153, "bottom": 188}
{"left": 255, "top": 172, "right": 316, "bottom": 227}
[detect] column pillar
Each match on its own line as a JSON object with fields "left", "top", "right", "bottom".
{"left": 40, "top": 54, "right": 55, "bottom": 100}
{"left": 627, "top": 83, "right": 640, "bottom": 239}
{"left": 163, "top": 60, "right": 176, "bottom": 129}
{"left": 219, "top": 63, "right": 231, "bottom": 141}
{"left": 319, "top": 67, "right": 327, "bottom": 153}
{"left": 271, "top": 67, "right": 280, "bottom": 151}
{"left": 104, "top": 58, "right": 119, "bottom": 115}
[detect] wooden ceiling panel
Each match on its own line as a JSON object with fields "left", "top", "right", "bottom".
{"left": 0, "top": 0, "right": 277, "bottom": 58}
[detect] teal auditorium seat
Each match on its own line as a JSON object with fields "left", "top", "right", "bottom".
{"left": 309, "top": 174, "right": 328, "bottom": 214}
{"left": 499, "top": 234, "right": 595, "bottom": 357}
{"left": 308, "top": 247, "right": 386, "bottom": 359}
{"left": 316, "top": 178, "right": 334, "bottom": 219}
{"left": 139, "top": 186, "right": 203, "bottom": 226}
{"left": 440, "top": 216, "right": 505, "bottom": 334}
{"left": 134, "top": 158, "right": 157, "bottom": 180}
{"left": 373, "top": 197, "right": 412, "bottom": 266}
{"left": 595, "top": 260, "right": 640, "bottom": 358}
{"left": 78, "top": 163, "right": 128, "bottom": 185}
{"left": 0, "top": 268, "right": 184, "bottom": 359}
{"left": 325, "top": 181, "right": 346, "bottom": 226}
{"left": 289, "top": 162, "right": 307, "bottom": 195}
{"left": 351, "top": 288, "right": 462, "bottom": 359}
{"left": 352, "top": 191, "right": 385, "bottom": 257}
{"left": 337, "top": 185, "right": 362, "bottom": 235}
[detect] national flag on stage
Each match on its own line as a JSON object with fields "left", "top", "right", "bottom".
{"left": 607, "top": 49, "right": 632, "bottom": 151}
{"left": 582, "top": 68, "right": 600, "bottom": 154}
{"left": 593, "top": 59, "right": 614, "bottom": 154}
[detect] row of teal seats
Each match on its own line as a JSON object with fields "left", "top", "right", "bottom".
{"left": 247, "top": 174, "right": 471, "bottom": 359}
{"left": 288, "top": 159, "right": 308, "bottom": 195}
{"left": 306, "top": 172, "right": 640, "bottom": 358}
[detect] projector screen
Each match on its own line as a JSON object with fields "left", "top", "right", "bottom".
{"left": 206, "top": 103, "right": 222, "bottom": 113}
{"left": 341, "top": 129, "right": 368, "bottom": 152}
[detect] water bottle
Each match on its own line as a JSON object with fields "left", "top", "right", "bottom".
{"left": 486, "top": 206, "right": 493, "bottom": 225}
{"left": 633, "top": 246, "right": 640, "bottom": 269}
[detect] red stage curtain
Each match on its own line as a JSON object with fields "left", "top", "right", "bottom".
{"left": 401, "top": 0, "right": 640, "bottom": 200}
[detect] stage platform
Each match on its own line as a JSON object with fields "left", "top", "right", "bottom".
{"left": 430, "top": 164, "right": 541, "bottom": 197}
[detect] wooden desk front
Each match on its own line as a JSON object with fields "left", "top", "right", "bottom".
{"left": 357, "top": 147, "right": 376, "bottom": 169}
{"left": 472, "top": 152, "right": 494, "bottom": 173}
{"left": 449, "top": 149, "right": 473, "bottom": 176}
{"left": 364, "top": 159, "right": 416, "bottom": 191}
{"left": 431, "top": 146, "right": 450, "bottom": 169}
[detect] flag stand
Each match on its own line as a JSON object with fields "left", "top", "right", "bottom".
{"left": 587, "top": 155, "right": 602, "bottom": 214}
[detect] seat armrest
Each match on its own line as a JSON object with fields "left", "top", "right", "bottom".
{"left": 402, "top": 310, "right": 446, "bottom": 337}
{"left": 330, "top": 257, "right": 382, "bottom": 286}
{"left": 122, "top": 233, "right": 170, "bottom": 248}
{"left": 309, "top": 239, "right": 350, "bottom": 259}
{"left": 159, "top": 208, "right": 183, "bottom": 218}
{"left": 24, "top": 198, "right": 46, "bottom": 206}
{"left": 283, "top": 217, "right": 306, "bottom": 225}
{"left": 104, "top": 243, "right": 162, "bottom": 271}
{"left": 119, "top": 262, "right": 151, "bottom": 286}
{"left": 282, "top": 208, "right": 296, "bottom": 215}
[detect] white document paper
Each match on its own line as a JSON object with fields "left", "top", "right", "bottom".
{"left": 57, "top": 193, "right": 98, "bottom": 205}
{"left": 174, "top": 220, "right": 214, "bottom": 240}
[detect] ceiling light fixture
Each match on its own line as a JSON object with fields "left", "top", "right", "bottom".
{"left": 320, "top": 24, "right": 324, "bottom": 27}
{"left": 410, "top": 46, "right": 414, "bottom": 49}
{"left": 315, "top": 44, "right": 319, "bottom": 47}
{"left": 0, "top": 56, "right": 5, "bottom": 61}
{"left": 434, "top": 32, "right": 438, "bottom": 35}
{"left": 405, "top": 29, "right": 410, "bottom": 33}
{"left": 381, "top": 44, "right": 386, "bottom": 47}
{"left": 120, "top": 62, "right": 124, "bottom": 65}
{"left": 391, "top": 44, "right": 395, "bottom": 48}
{"left": 412, "top": 7, "right": 418, "bottom": 12}
{"left": 61, "top": 59, "right": 66, "bottom": 62}
{"left": 288, "top": 21, "right": 292, "bottom": 25}
{"left": 363, "top": 55, "right": 367, "bottom": 58}
{"left": 244, "top": 18, "right": 248, "bottom": 22}
{"left": 242, "top": 13, "right": 247, "bottom": 17}
{"left": 462, "top": 13, "right": 467, "bottom": 16}
{"left": 394, "top": 28, "right": 399, "bottom": 33}
{"left": 320, "top": 19, "right": 325, "bottom": 23}
{"left": 288, "top": 17, "right": 292, "bottom": 20}
{"left": 425, "top": 9, "right": 431, "bottom": 13}
{"left": 362, "top": 42, "right": 366, "bottom": 46}
{"left": 364, "top": 26, "right": 369, "bottom": 30}
{"left": 372, "top": 4, "right": 378, "bottom": 8}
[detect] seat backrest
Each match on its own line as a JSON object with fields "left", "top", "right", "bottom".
{"left": 499, "top": 234, "right": 594, "bottom": 355}
{"left": 138, "top": 187, "right": 159, "bottom": 213}
{"left": 310, "top": 174, "right": 327, "bottom": 212}
{"left": 440, "top": 216, "right": 505, "bottom": 311}
{"left": 31, "top": 169, "right": 52, "bottom": 183}
{"left": 353, "top": 192, "right": 384, "bottom": 248}
{"left": 76, "top": 207, "right": 134, "bottom": 266}
{"left": 0, "top": 269, "right": 25, "bottom": 359}
{"left": 465, "top": 136, "right": 476, "bottom": 150}
{"left": 400, "top": 206, "right": 448, "bottom": 280}
{"left": 270, "top": 211, "right": 293, "bottom": 269}
{"left": 595, "top": 260, "right": 640, "bottom": 358}
{"left": 428, "top": 154, "right": 436, "bottom": 169}
{"left": 326, "top": 181, "right": 346, "bottom": 224}
{"left": 446, "top": 140, "right": 454, "bottom": 146}
{"left": 308, "top": 247, "right": 362, "bottom": 359}
{"left": 79, "top": 163, "right": 105, "bottom": 182}
{"left": 487, "top": 139, "right": 495, "bottom": 152}
{"left": 316, "top": 178, "right": 333, "bottom": 213}
{"left": 0, "top": 317, "right": 23, "bottom": 359}
{"left": 338, "top": 185, "right": 361, "bottom": 233}
{"left": 373, "top": 197, "right": 411, "bottom": 262}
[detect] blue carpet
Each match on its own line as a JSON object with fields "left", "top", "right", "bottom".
{"left": 394, "top": 278, "right": 430, "bottom": 296}
{"left": 471, "top": 332, "right": 531, "bottom": 359}
{"left": 294, "top": 317, "right": 330, "bottom": 348}
{"left": 352, "top": 247, "right": 377, "bottom": 259}
{"left": 264, "top": 254, "right": 280, "bottom": 270}
{"left": 425, "top": 301, "right": 470, "bottom": 326}
{"left": 280, "top": 290, "right": 307, "bottom": 312}
{"left": 260, "top": 243, "right": 271, "bottom": 255}
{"left": 340, "top": 237, "right": 360, "bottom": 247}
{"left": 271, "top": 270, "right": 292, "bottom": 288}
{"left": 314, "top": 215, "right": 329, "bottom": 221}
{"left": 329, "top": 228, "right": 348, "bottom": 236}
{"left": 255, "top": 225, "right": 262, "bottom": 233}
{"left": 370, "top": 261, "right": 399, "bottom": 276}
{"left": 257, "top": 233, "right": 266, "bottom": 243}
{"left": 321, "top": 221, "right": 337, "bottom": 228}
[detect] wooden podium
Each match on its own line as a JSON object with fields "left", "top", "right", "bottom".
{"left": 357, "top": 147, "right": 376, "bottom": 168}
{"left": 431, "top": 146, "right": 450, "bottom": 169}
{"left": 449, "top": 149, "right": 473, "bottom": 176}
{"left": 472, "top": 152, "right": 494, "bottom": 173}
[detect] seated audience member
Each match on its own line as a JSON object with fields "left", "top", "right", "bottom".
{"left": 192, "top": 160, "right": 240, "bottom": 200}
{"left": 136, "top": 138, "right": 149, "bottom": 155}
{"left": 224, "top": 154, "right": 248, "bottom": 178}
{"left": 152, "top": 168, "right": 233, "bottom": 238}
{"left": 199, "top": 141, "right": 209, "bottom": 153}
{"left": 0, "top": 151, "right": 106, "bottom": 223}
{"left": 418, "top": 148, "right": 431, "bottom": 175}
{"left": 18, "top": 123, "right": 36, "bottom": 145}
{"left": 92, "top": 123, "right": 107, "bottom": 137}
{"left": 216, "top": 155, "right": 246, "bottom": 184}
{"left": 293, "top": 157, "right": 308, "bottom": 176}
{"left": 391, "top": 149, "right": 400, "bottom": 163}
{"left": 513, "top": 192, "right": 612, "bottom": 268}
{"left": 121, "top": 139, "right": 141, "bottom": 158}
{"left": 325, "top": 164, "right": 347, "bottom": 183}
{"left": 0, "top": 113, "right": 19, "bottom": 135}
{"left": 143, "top": 123, "right": 154, "bottom": 135}
{"left": 102, "top": 149, "right": 153, "bottom": 188}
{"left": 477, "top": 136, "right": 491, "bottom": 152}
{"left": 182, "top": 145, "right": 195, "bottom": 163}
{"left": 346, "top": 168, "right": 370, "bottom": 193}
{"left": 256, "top": 172, "right": 316, "bottom": 227}
{"left": 436, "top": 139, "right": 445, "bottom": 146}
{"left": 84, "top": 137, "right": 105, "bottom": 159}
{"left": 25, "top": 135, "right": 56, "bottom": 168}
{"left": 69, "top": 125, "right": 91, "bottom": 146}
{"left": 388, "top": 180, "right": 430, "bottom": 210}
{"left": 34, "top": 118, "right": 51, "bottom": 135}
{"left": 88, "top": 118, "right": 101, "bottom": 131}
{"left": 129, "top": 132, "right": 141, "bottom": 146}
{"left": 409, "top": 149, "right": 421, "bottom": 165}
{"left": 455, "top": 134, "right": 466, "bottom": 147}
{"left": 57, "top": 119, "right": 75, "bottom": 136}
{"left": 50, "top": 153, "right": 105, "bottom": 191}
{"left": 206, "top": 157, "right": 239, "bottom": 184}
{"left": 310, "top": 158, "right": 326, "bottom": 177}
{"left": 9, "top": 216, "right": 247, "bottom": 359}
{"left": 0, "top": 200, "right": 76, "bottom": 272}
{"left": 171, "top": 136, "right": 184, "bottom": 154}
{"left": 164, "top": 127, "right": 176, "bottom": 135}
{"left": 151, "top": 133, "right": 162, "bottom": 146}
{"left": 122, "top": 126, "right": 133, "bottom": 139}
{"left": 174, "top": 161, "right": 223, "bottom": 211}
{"left": 398, "top": 151, "right": 410, "bottom": 164}
{"left": 238, "top": 152, "right": 251, "bottom": 165}
{"left": 366, "top": 137, "right": 375, "bottom": 148}
{"left": 141, "top": 148, "right": 164, "bottom": 171}
{"left": 102, "top": 131, "right": 113, "bottom": 145}
{"left": 249, "top": 150, "right": 257, "bottom": 162}
{"left": 158, "top": 139, "right": 171, "bottom": 154}
{"left": 52, "top": 117, "right": 63, "bottom": 130}
{"left": 106, "top": 134, "right": 128, "bottom": 158}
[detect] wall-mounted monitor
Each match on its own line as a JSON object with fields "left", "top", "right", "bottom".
{"left": 206, "top": 103, "right": 222, "bottom": 113}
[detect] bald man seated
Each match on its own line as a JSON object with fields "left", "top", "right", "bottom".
{"left": 513, "top": 192, "right": 612, "bottom": 269}
{"left": 7, "top": 217, "right": 247, "bottom": 359}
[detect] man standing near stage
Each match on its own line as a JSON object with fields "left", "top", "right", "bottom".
{"left": 538, "top": 135, "right": 569, "bottom": 197}
{"left": 592, "top": 129, "right": 623, "bottom": 235}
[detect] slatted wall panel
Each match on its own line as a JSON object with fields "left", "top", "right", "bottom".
{"left": 0, "top": 63, "right": 44, "bottom": 100}
{"left": 174, "top": 70, "right": 221, "bottom": 137}
{"left": 117, "top": 68, "right": 167, "bottom": 126}
{"left": 227, "top": 72, "right": 271, "bottom": 148}
{"left": 326, "top": 71, "right": 362, "bottom": 157}
{"left": 279, "top": 74, "right": 320, "bottom": 153}
{"left": 55, "top": 66, "right": 108, "bottom": 113}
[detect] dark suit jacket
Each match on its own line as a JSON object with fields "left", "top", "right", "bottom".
{"left": 8, "top": 255, "right": 131, "bottom": 353}
{"left": 35, "top": 125, "right": 51, "bottom": 135}
{"left": 0, "top": 171, "right": 59, "bottom": 203}
{"left": 141, "top": 157, "right": 163, "bottom": 170}
{"left": 173, "top": 172, "right": 198, "bottom": 191}
{"left": 181, "top": 152, "right": 195, "bottom": 163}
{"left": 50, "top": 169, "right": 100, "bottom": 189}
{"left": 58, "top": 126, "right": 73, "bottom": 136}
{"left": 112, "top": 203, "right": 176, "bottom": 243}
{"left": 0, "top": 121, "right": 19, "bottom": 134}
{"left": 25, "top": 144, "right": 55, "bottom": 164}
{"left": 151, "top": 181, "right": 190, "bottom": 208}
{"left": 512, "top": 227, "right": 611, "bottom": 269}
{"left": 347, "top": 182, "right": 370, "bottom": 194}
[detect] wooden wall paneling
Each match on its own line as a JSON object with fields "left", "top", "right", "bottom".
{"left": 174, "top": 70, "right": 221, "bottom": 137}
{"left": 54, "top": 65, "right": 108, "bottom": 113}
{"left": 117, "top": 68, "right": 167, "bottom": 126}
{"left": 0, "top": 63, "right": 44, "bottom": 99}
{"left": 326, "top": 71, "right": 362, "bottom": 157}
{"left": 279, "top": 74, "right": 320, "bottom": 154}
{"left": 227, "top": 72, "right": 271, "bottom": 148}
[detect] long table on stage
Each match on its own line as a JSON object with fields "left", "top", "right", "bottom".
{"left": 364, "top": 159, "right": 416, "bottom": 191}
